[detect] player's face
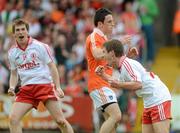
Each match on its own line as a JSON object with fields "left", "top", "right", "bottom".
{"left": 103, "top": 48, "right": 117, "bottom": 68}
{"left": 102, "top": 15, "right": 114, "bottom": 35}
{"left": 14, "top": 24, "right": 29, "bottom": 45}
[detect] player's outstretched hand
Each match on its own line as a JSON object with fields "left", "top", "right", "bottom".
{"left": 127, "top": 47, "right": 139, "bottom": 58}
{"left": 120, "top": 35, "right": 132, "bottom": 45}
{"left": 8, "top": 88, "right": 15, "bottom": 96}
{"left": 56, "top": 88, "right": 64, "bottom": 98}
{"left": 95, "top": 65, "right": 105, "bottom": 76}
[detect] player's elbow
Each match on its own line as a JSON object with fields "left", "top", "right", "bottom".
{"left": 93, "top": 54, "right": 104, "bottom": 60}
{"left": 92, "top": 48, "right": 104, "bottom": 60}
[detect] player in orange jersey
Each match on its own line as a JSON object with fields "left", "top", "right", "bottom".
{"left": 86, "top": 8, "right": 137, "bottom": 133}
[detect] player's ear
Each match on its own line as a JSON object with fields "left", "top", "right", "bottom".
{"left": 109, "top": 51, "right": 113, "bottom": 56}
{"left": 112, "top": 51, "right": 116, "bottom": 58}
{"left": 97, "top": 21, "right": 103, "bottom": 27}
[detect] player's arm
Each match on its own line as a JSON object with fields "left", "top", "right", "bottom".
{"left": 91, "top": 46, "right": 105, "bottom": 60}
{"left": 88, "top": 35, "right": 106, "bottom": 60}
{"left": 95, "top": 65, "right": 142, "bottom": 90}
{"left": 40, "top": 43, "right": 64, "bottom": 98}
{"left": 95, "top": 65, "right": 113, "bottom": 81}
{"left": 48, "top": 62, "right": 64, "bottom": 98}
{"left": 110, "top": 59, "right": 143, "bottom": 90}
{"left": 8, "top": 69, "right": 18, "bottom": 96}
{"left": 108, "top": 80, "right": 142, "bottom": 90}
{"left": 120, "top": 35, "right": 138, "bottom": 58}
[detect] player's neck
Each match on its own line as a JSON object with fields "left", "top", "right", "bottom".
{"left": 17, "top": 37, "right": 29, "bottom": 49}
{"left": 18, "top": 43, "right": 27, "bottom": 48}
{"left": 97, "top": 27, "right": 105, "bottom": 35}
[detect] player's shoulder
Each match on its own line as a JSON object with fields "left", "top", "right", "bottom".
{"left": 86, "top": 34, "right": 91, "bottom": 43}
{"left": 8, "top": 44, "right": 17, "bottom": 56}
{"left": 8, "top": 44, "right": 17, "bottom": 51}
{"left": 124, "top": 57, "right": 144, "bottom": 69}
{"left": 32, "top": 39, "right": 49, "bottom": 48}
{"left": 122, "top": 57, "right": 138, "bottom": 67}
{"left": 87, "top": 31, "right": 102, "bottom": 42}
{"left": 125, "top": 57, "right": 139, "bottom": 63}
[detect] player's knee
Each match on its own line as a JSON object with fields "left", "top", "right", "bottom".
{"left": 115, "top": 122, "right": 119, "bottom": 129}
{"left": 9, "top": 114, "right": 20, "bottom": 125}
{"left": 55, "top": 118, "right": 67, "bottom": 127}
{"left": 116, "top": 114, "right": 122, "bottom": 123}
{"left": 114, "top": 113, "right": 121, "bottom": 123}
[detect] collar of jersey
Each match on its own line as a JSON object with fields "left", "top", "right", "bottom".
{"left": 93, "top": 28, "right": 108, "bottom": 40}
{"left": 118, "top": 55, "right": 126, "bottom": 70}
{"left": 16, "top": 36, "right": 33, "bottom": 51}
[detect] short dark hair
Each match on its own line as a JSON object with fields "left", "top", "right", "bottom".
{"left": 94, "top": 8, "right": 112, "bottom": 27}
{"left": 12, "top": 18, "right": 29, "bottom": 33}
{"left": 103, "top": 39, "right": 124, "bottom": 57}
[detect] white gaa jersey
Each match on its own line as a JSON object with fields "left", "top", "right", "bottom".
{"left": 8, "top": 37, "right": 54, "bottom": 86}
{"left": 117, "top": 56, "right": 171, "bottom": 108}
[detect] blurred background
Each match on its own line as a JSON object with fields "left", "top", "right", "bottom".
{"left": 0, "top": 0, "right": 180, "bottom": 133}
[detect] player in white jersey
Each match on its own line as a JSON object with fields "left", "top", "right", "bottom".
{"left": 7, "top": 19, "right": 74, "bottom": 133}
{"left": 95, "top": 39, "right": 172, "bottom": 133}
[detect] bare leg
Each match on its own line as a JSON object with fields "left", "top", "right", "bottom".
{"left": 9, "top": 102, "right": 33, "bottom": 133}
{"left": 102, "top": 112, "right": 117, "bottom": 133}
{"left": 142, "top": 124, "right": 154, "bottom": 133}
{"left": 99, "top": 103, "right": 121, "bottom": 133}
{"left": 45, "top": 100, "right": 74, "bottom": 133}
{"left": 153, "top": 119, "right": 170, "bottom": 133}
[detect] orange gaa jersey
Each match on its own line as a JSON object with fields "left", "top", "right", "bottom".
{"left": 86, "top": 28, "right": 112, "bottom": 93}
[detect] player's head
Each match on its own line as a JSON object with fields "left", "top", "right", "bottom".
{"left": 122, "top": 0, "right": 134, "bottom": 12}
{"left": 12, "top": 18, "right": 29, "bottom": 44}
{"left": 94, "top": 8, "right": 114, "bottom": 35}
{"left": 103, "top": 39, "right": 124, "bottom": 68}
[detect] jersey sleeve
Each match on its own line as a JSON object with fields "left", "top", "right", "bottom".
{"left": 89, "top": 33, "right": 103, "bottom": 51}
{"left": 8, "top": 50, "right": 16, "bottom": 70}
{"left": 121, "top": 60, "right": 142, "bottom": 82}
{"left": 39, "top": 43, "right": 54, "bottom": 64}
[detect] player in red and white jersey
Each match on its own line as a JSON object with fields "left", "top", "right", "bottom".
{"left": 8, "top": 37, "right": 54, "bottom": 86}
{"left": 96, "top": 39, "right": 172, "bottom": 133}
{"left": 86, "top": 8, "right": 139, "bottom": 133}
{"left": 7, "top": 19, "right": 74, "bottom": 133}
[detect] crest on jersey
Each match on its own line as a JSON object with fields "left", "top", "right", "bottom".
{"left": 30, "top": 53, "right": 37, "bottom": 60}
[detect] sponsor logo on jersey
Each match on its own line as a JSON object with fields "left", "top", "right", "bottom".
{"left": 17, "top": 60, "right": 39, "bottom": 70}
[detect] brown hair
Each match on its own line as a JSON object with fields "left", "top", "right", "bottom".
{"left": 103, "top": 39, "right": 124, "bottom": 57}
{"left": 94, "top": 8, "right": 112, "bottom": 27}
{"left": 12, "top": 18, "right": 29, "bottom": 33}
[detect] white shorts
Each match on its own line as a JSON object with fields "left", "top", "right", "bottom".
{"left": 90, "top": 87, "right": 117, "bottom": 110}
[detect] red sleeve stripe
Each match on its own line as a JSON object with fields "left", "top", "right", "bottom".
{"left": 123, "top": 60, "right": 137, "bottom": 81}
{"left": 43, "top": 44, "right": 53, "bottom": 61}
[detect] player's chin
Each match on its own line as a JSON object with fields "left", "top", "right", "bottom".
{"left": 17, "top": 38, "right": 25, "bottom": 44}
{"left": 109, "top": 29, "right": 113, "bottom": 34}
